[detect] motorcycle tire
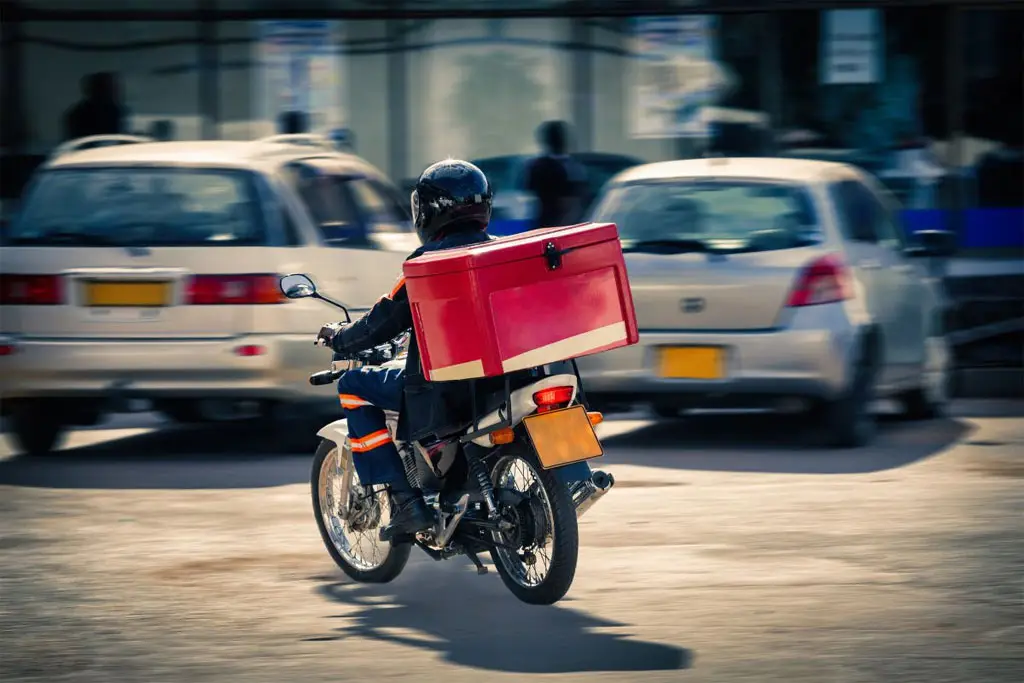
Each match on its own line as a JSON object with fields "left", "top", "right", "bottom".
{"left": 311, "top": 438, "right": 411, "bottom": 583}
{"left": 488, "top": 442, "right": 580, "bottom": 605}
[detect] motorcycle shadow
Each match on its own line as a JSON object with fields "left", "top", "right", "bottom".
{"left": 312, "top": 559, "right": 691, "bottom": 674}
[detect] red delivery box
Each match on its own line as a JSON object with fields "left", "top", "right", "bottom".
{"left": 403, "top": 222, "right": 639, "bottom": 381}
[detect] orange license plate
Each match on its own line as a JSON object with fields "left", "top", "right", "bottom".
{"left": 83, "top": 281, "right": 171, "bottom": 307}
{"left": 657, "top": 346, "right": 724, "bottom": 379}
{"left": 523, "top": 405, "right": 604, "bottom": 470}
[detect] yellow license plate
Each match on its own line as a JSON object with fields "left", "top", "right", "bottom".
{"left": 523, "top": 405, "right": 604, "bottom": 470}
{"left": 83, "top": 281, "right": 171, "bottom": 307}
{"left": 657, "top": 346, "right": 725, "bottom": 379}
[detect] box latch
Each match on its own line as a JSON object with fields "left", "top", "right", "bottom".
{"left": 544, "top": 242, "right": 562, "bottom": 270}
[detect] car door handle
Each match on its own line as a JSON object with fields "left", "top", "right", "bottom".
{"left": 859, "top": 260, "right": 882, "bottom": 270}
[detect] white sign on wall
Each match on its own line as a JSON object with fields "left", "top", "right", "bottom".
{"left": 631, "top": 15, "right": 729, "bottom": 139}
{"left": 255, "top": 20, "right": 345, "bottom": 133}
{"left": 821, "top": 9, "right": 883, "bottom": 85}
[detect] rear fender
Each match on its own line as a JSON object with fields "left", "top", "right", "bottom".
{"left": 470, "top": 374, "right": 578, "bottom": 447}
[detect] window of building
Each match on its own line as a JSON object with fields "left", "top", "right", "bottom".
{"left": 778, "top": 6, "right": 952, "bottom": 246}
{"left": 405, "top": 19, "right": 572, "bottom": 182}
{"left": 590, "top": 14, "right": 769, "bottom": 166}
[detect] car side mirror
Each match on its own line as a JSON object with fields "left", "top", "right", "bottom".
{"left": 280, "top": 273, "right": 316, "bottom": 299}
{"left": 906, "top": 229, "right": 956, "bottom": 258}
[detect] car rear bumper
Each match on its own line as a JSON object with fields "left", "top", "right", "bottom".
{"left": 0, "top": 334, "right": 334, "bottom": 404}
{"left": 576, "top": 305, "right": 867, "bottom": 404}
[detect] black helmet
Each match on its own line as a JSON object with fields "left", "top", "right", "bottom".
{"left": 411, "top": 159, "right": 492, "bottom": 244}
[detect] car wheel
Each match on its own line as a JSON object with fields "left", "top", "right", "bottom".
{"left": 8, "top": 400, "right": 67, "bottom": 456}
{"left": 897, "top": 336, "right": 949, "bottom": 421}
{"left": 816, "top": 340, "right": 879, "bottom": 449}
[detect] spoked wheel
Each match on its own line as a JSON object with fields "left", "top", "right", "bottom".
{"left": 311, "top": 439, "right": 410, "bottom": 583}
{"left": 489, "top": 444, "right": 579, "bottom": 605}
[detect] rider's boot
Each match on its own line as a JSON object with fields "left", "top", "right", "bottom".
{"left": 380, "top": 483, "right": 431, "bottom": 541}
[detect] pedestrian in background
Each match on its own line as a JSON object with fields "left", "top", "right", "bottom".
{"left": 278, "top": 110, "right": 309, "bottom": 135}
{"left": 63, "top": 72, "right": 129, "bottom": 141}
{"left": 524, "top": 120, "right": 587, "bottom": 229}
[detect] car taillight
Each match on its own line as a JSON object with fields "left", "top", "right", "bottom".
{"left": 533, "top": 386, "right": 575, "bottom": 413}
{"left": 233, "top": 344, "right": 267, "bottom": 357}
{"left": 186, "top": 275, "right": 286, "bottom": 305}
{"left": 786, "top": 255, "right": 851, "bottom": 307}
{"left": 0, "top": 274, "right": 63, "bottom": 305}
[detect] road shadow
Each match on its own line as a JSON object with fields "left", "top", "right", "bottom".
{"left": 0, "top": 420, "right": 311, "bottom": 490}
{"left": 598, "top": 413, "right": 974, "bottom": 475}
{"left": 312, "top": 560, "right": 691, "bottom": 674}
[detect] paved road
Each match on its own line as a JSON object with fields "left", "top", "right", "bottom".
{"left": 1, "top": 403, "right": 1022, "bottom": 683}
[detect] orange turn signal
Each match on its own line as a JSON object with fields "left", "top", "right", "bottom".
{"left": 489, "top": 427, "right": 515, "bottom": 445}
{"left": 587, "top": 411, "right": 604, "bottom": 426}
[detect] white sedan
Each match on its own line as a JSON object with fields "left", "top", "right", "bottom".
{"left": 0, "top": 135, "right": 418, "bottom": 455}
{"left": 577, "top": 157, "right": 956, "bottom": 447}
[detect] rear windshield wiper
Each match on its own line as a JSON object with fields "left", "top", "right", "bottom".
{"left": 623, "top": 238, "right": 730, "bottom": 254}
{"left": 10, "top": 230, "right": 117, "bottom": 246}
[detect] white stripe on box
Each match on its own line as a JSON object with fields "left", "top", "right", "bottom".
{"left": 500, "top": 321, "right": 628, "bottom": 374}
{"left": 428, "top": 358, "right": 486, "bottom": 381}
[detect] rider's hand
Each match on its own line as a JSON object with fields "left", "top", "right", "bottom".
{"left": 315, "top": 322, "right": 345, "bottom": 348}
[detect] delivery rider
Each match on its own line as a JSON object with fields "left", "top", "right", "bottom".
{"left": 315, "top": 159, "right": 493, "bottom": 539}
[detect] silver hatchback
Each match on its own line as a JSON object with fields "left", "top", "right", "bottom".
{"left": 576, "top": 157, "right": 953, "bottom": 447}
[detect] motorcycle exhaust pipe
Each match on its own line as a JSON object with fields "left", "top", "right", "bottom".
{"left": 573, "top": 470, "right": 615, "bottom": 519}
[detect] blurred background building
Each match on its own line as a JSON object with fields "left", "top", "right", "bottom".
{"left": 0, "top": 0, "right": 1021, "bottom": 367}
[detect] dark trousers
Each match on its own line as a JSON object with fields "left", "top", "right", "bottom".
{"left": 337, "top": 366, "right": 407, "bottom": 487}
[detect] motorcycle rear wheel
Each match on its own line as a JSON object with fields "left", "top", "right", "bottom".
{"left": 489, "top": 443, "right": 579, "bottom": 605}
{"left": 311, "top": 438, "right": 411, "bottom": 583}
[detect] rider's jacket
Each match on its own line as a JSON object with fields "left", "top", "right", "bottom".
{"left": 331, "top": 227, "right": 491, "bottom": 441}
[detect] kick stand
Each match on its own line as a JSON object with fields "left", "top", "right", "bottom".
{"left": 465, "top": 551, "right": 488, "bottom": 575}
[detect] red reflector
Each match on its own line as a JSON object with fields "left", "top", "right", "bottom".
{"left": 233, "top": 344, "right": 267, "bottom": 357}
{"left": 786, "top": 254, "right": 851, "bottom": 307}
{"left": 186, "top": 275, "right": 286, "bottom": 305}
{"left": 533, "top": 386, "right": 575, "bottom": 409}
{"left": 0, "top": 274, "right": 63, "bottom": 305}
{"left": 0, "top": 344, "right": 15, "bottom": 356}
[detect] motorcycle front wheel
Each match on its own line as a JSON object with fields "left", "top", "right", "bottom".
{"left": 311, "top": 438, "right": 411, "bottom": 583}
{"left": 489, "top": 443, "right": 580, "bottom": 605}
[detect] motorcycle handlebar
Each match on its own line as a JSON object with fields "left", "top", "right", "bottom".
{"left": 309, "top": 370, "right": 341, "bottom": 386}
{"left": 313, "top": 334, "right": 408, "bottom": 386}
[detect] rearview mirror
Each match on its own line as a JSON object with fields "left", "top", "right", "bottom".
{"left": 280, "top": 273, "right": 316, "bottom": 299}
{"left": 905, "top": 229, "right": 957, "bottom": 258}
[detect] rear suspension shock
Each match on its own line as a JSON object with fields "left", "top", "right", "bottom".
{"left": 468, "top": 451, "right": 499, "bottom": 517}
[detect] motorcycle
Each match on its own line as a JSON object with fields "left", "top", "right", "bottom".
{"left": 280, "top": 274, "right": 615, "bottom": 605}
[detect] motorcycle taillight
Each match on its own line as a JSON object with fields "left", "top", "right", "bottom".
{"left": 533, "top": 386, "right": 575, "bottom": 413}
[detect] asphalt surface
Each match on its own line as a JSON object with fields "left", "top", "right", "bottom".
{"left": 1, "top": 402, "right": 1022, "bottom": 683}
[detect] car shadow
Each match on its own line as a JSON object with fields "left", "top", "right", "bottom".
{"left": 0, "top": 420, "right": 311, "bottom": 490}
{"left": 311, "top": 560, "right": 691, "bottom": 674}
{"left": 597, "top": 413, "right": 974, "bottom": 475}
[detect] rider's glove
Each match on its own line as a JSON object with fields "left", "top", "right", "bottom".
{"left": 315, "top": 322, "right": 345, "bottom": 348}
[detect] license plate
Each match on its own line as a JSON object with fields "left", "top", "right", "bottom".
{"left": 522, "top": 405, "right": 604, "bottom": 470}
{"left": 657, "top": 346, "right": 725, "bottom": 379}
{"left": 83, "top": 281, "right": 171, "bottom": 307}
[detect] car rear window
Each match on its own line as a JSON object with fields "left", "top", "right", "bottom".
{"left": 590, "top": 179, "right": 822, "bottom": 253}
{"left": 7, "top": 167, "right": 266, "bottom": 247}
